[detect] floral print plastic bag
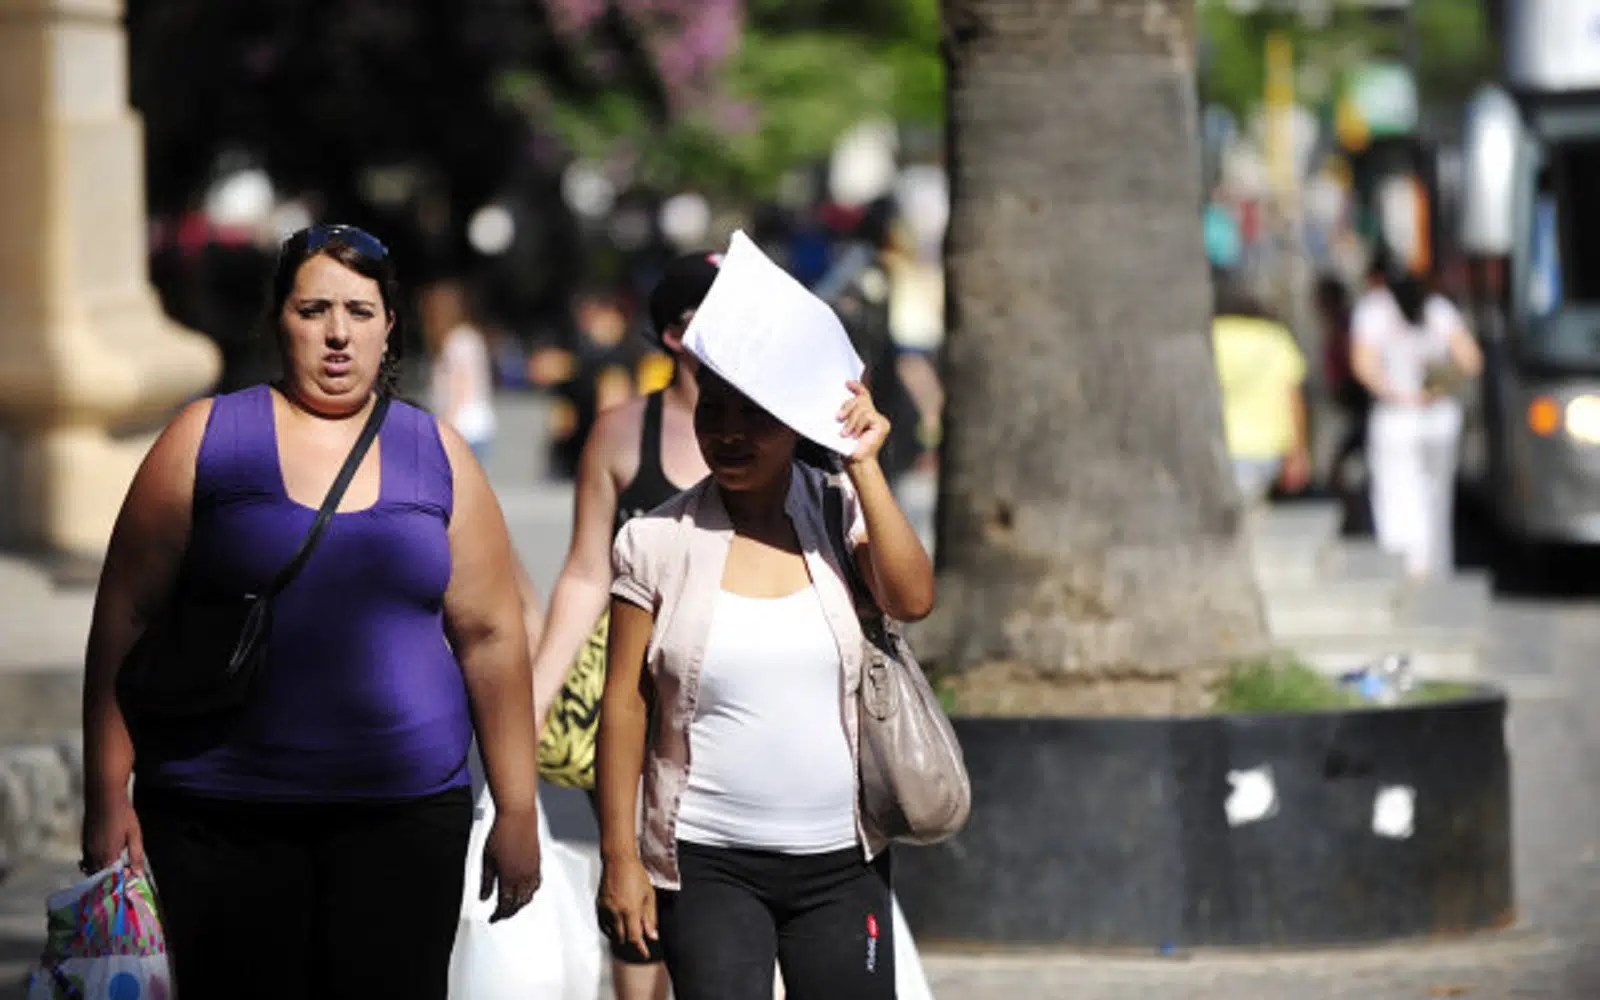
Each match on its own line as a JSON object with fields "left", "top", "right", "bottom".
{"left": 25, "top": 859, "right": 172, "bottom": 1000}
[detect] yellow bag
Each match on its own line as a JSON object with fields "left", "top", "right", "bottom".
{"left": 537, "top": 612, "right": 609, "bottom": 790}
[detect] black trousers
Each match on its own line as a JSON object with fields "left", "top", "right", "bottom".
{"left": 135, "top": 785, "right": 472, "bottom": 1000}
{"left": 657, "top": 841, "right": 894, "bottom": 1000}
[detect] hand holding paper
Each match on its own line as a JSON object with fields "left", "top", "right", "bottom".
{"left": 838, "top": 380, "right": 892, "bottom": 466}
{"left": 682, "top": 230, "right": 866, "bottom": 456}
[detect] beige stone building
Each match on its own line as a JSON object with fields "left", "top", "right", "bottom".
{"left": 0, "top": 0, "right": 220, "bottom": 557}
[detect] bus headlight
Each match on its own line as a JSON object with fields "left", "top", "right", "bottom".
{"left": 1564, "top": 396, "right": 1600, "bottom": 444}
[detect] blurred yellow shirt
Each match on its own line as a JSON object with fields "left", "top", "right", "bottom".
{"left": 1211, "top": 314, "right": 1307, "bottom": 461}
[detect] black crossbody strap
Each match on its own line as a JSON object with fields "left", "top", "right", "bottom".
{"left": 266, "top": 393, "right": 391, "bottom": 596}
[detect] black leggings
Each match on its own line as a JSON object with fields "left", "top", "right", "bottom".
{"left": 657, "top": 841, "right": 894, "bottom": 1000}
{"left": 135, "top": 785, "right": 471, "bottom": 1000}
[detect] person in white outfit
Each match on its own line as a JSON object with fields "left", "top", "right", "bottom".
{"left": 424, "top": 280, "right": 499, "bottom": 461}
{"left": 1350, "top": 276, "right": 1484, "bottom": 580}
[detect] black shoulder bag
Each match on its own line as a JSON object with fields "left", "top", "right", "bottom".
{"left": 117, "top": 393, "right": 391, "bottom": 724}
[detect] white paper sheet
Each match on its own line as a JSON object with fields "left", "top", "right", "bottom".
{"left": 683, "top": 230, "right": 865, "bottom": 456}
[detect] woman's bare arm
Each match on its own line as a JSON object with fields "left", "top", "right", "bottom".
{"left": 1351, "top": 341, "right": 1406, "bottom": 404}
{"left": 530, "top": 407, "right": 630, "bottom": 731}
{"left": 596, "top": 597, "right": 653, "bottom": 861}
{"left": 595, "top": 596, "right": 659, "bottom": 955}
{"left": 439, "top": 426, "right": 542, "bottom": 918}
{"left": 1449, "top": 326, "right": 1485, "bottom": 379}
{"left": 441, "top": 426, "right": 539, "bottom": 815}
{"left": 838, "top": 381, "right": 935, "bottom": 621}
{"left": 848, "top": 459, "right": 935, "bottom": 621}
{"left": 82, "top": 399, "right": 210, "bottom": 869}
{"left": 512, "top": 557, "right": 545, "bottom": 671}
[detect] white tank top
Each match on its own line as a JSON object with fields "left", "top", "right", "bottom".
{"left": 675, "top": 588, "right": 858, "bottom": 854}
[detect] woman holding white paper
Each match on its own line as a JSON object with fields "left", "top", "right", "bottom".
{"left": 592, "top": 234, "right": 936, "bottom": 1000}
{"left": 596, "top": 368, "right": 933, "bottom": 1000}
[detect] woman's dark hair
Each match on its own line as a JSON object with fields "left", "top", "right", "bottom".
{"left": 1389, "top": 276, "right": 1429, "bottom": 328}
{"left": 1314, "top": 275, "right": 1349, "bottom": 316}
{"left": 795, "top": 438, "right": 842, "bottom": 473}
{"left": 1211, "top": 268, "right": 1273, "bottom": 320}
{"left": 270, "top": 225, "right": 404, "bottom": 396}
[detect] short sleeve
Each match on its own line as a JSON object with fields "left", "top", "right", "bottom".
{"left": 1352, "top": 297, "right": 1387, "bottom": 348}
{"left": 1272, "top": 325, "right": 1307, "bottom": 385}
{"left": 1425, "top": 295, "right": 1467, "bottom": 338}
{"left": 610, "top": 520, "right": 655, "bottom": 610}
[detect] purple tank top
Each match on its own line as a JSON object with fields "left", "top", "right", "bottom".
{"left": 135, "top": 384, "right": 473, "bottom": 801}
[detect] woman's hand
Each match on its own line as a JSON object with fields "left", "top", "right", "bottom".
{"left": 598, "top": 855, "right": 659, "bottom": 960}
{"left": 81, "top": 785, "right": 144, "bottom": 875}
{"left": 480, "top": 804, "right": 542, "bottom": 922}
{"left": 1279, "top": 446, "right": 1312, "bottom": 493}
{"left": 838, "top": 380, "right": 891, "bottom": 467}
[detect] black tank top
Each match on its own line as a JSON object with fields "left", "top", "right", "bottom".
{"left": 614, "top": 392, "right": 683, "bottom": 535}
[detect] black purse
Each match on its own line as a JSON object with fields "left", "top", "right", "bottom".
{"left": 116, "top": 394, "right": 391, "bottom": 723}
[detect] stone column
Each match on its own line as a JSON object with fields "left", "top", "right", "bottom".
{"left": 0, "top": 0, "right": 220, "bottom": 555}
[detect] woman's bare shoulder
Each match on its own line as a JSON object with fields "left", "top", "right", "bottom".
{"left": 591, "top": 395, "right": 649, "bottom": 446}
{"left": 149, "top": 397, "right": 215, "bottom": 467}
{"left": 586, "top": 394, "right": 650, "bottom": 481}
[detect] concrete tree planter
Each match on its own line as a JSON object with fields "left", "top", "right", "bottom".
{"left": 894, "top": 688, "right": 1512, "bottom": 949}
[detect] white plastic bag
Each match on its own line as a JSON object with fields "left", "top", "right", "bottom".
{"left": 892, "top": 892, "right": 935, "bottom": 1000}
{"left": 25, "top": 859, "right": 173, "bottom": 1000}
{"left": 448, "top": 788, "right": 604, "bottom": 1000}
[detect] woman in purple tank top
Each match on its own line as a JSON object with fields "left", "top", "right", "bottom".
{"left": 79, "top": 225, "right": 543, "bottom": 1000}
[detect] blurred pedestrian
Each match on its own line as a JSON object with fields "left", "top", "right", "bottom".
{"left": 1210, "top": 275, "right": 1313, "bottom": 504}
{"left": 80, "top": 224, "right": 543, "bottom": 1000}
{"left": 1316, "top": 275, "right": 1370, "bottom": 496}
{"left": 880, "top": 219, "right": 946, "bottom": 472}
{"left": 531, "top": 252, "right": 723, "bottom": 1000}
{"left": 813, "top": 199, "right": 923, "bottom": 483}
{"left": 536, "top": 285, "right": 649, "bottom": 479}
{"left": 1352, "top": 275, "right": 1484, "bottom": 580}
{"left": 423, "top": 278, "right": 499, "bottom": 462}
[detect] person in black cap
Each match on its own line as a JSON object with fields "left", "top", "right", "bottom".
{"left": 528, "top": 252, "right": 720, "bottom": 1000}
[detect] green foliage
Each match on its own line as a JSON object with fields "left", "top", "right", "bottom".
{"left": 707, "top": 28, "right": 941, "bottom": 193}
{"left": 746, "top": 0, "right": 940, "bottom": 45}
{"left": 1199, "top": 0, "right": 1494, "bottom": 119}
{"left": 528, "top": 0, "right": 944, "bottom": 201}
{"left": 1215, "top": 656, "right": 1481, "bottom": 714}
{"left": 1412, "top": 0, "right": 1496, "bottom": 100}
{"left": 1217, "top": 657, "right": 1367, "bottom": 713}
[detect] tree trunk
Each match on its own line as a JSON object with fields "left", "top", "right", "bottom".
{"left": 928, "top": 0, "right": 1267, "bottom": 714}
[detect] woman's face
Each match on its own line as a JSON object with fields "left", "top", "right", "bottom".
{"left": 694, "top": 373, "right": 798, "bottom": 492}
{"left": 278, "top": 254, "right": 392, "bottom": 412}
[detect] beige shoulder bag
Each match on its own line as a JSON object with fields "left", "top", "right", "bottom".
{"left": 823, "top": 473, "right": 971, "bottom": 845}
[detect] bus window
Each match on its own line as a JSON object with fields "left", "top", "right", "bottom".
{"left": 1555, "top": 141, "right": 1600, "bottom": 304}
{"left": 1531, "top": 164, "right": 1561, "bottom": 317}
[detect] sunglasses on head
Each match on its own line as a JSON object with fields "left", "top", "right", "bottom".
{"left": 300, "top": 223, "right": 389, "bottom": 260}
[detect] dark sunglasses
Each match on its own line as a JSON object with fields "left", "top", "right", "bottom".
{"left": 300, "top": 223, "right": 388, "bottom": 260}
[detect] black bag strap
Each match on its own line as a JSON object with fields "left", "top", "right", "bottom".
{"left": 265, "top": 393, "right": 391, "bottom": 596}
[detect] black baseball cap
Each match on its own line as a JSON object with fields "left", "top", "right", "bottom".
{"left": 648, "top": 252, "right": 722, "bottom": 343}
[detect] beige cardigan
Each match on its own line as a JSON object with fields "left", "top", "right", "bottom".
{"left": 610, "top": 461, "right": 886, "bottom": 890}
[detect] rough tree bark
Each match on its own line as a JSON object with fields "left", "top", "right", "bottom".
{"left": 927, "top": 0, "right": 1268, "bottom": 714}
